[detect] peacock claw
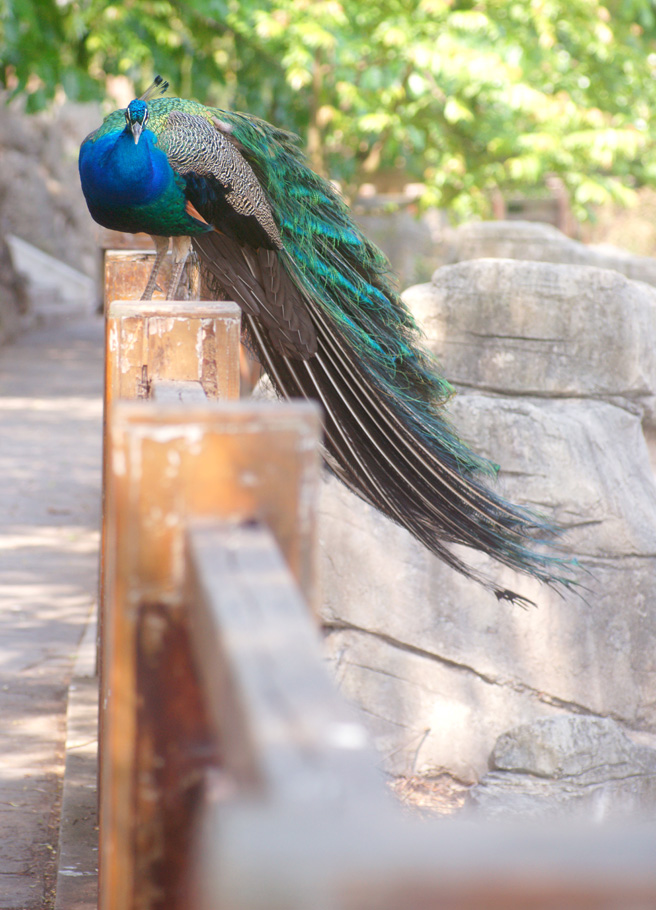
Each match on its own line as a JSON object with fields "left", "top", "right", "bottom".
{"left": 168, "top": 236, "right": 192, "bottom": 299}
{"left": 141, "top": 235, "right": 170, "bottom": 300}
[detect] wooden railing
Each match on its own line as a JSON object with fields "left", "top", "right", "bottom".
{"left": 99, "top": 247, "right": 656, "bottom": 910}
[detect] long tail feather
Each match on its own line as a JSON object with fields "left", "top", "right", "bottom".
{"left": 241, "top": 306, "right": 571, "bottom": 600}
{"left": 193, "top": 110, "right": 576, "bottom": 601}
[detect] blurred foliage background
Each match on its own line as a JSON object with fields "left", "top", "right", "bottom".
{"left": 2, "top": 0, "right": 656, "bottom": 221}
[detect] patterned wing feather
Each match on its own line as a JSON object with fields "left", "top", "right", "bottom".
{"left": 159, "top": 110, "right": 283, "bottom": 247}
{"left": 153, "top": 108, "right": 317, "bottom": 359}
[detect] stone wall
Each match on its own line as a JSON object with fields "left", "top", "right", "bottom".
{"left": 432, "top": 218, "right": 656, "bottom": 286}
{"left": 0, "top": 99, "right": 101, "bottom": 341}
{"left": 0, "top": 100, "right": 100, "bottom": 276}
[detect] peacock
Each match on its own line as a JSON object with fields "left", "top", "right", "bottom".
{"left": 79, "top": 77, "right": 575, "bottom": 603}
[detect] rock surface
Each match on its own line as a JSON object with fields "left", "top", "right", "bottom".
{"left": 466, "top": 717, "right": 656, "bottom": 820}
{"left": 356, "top": 207, "right": 446, "bottom": 288}
{"left": 0, "top": 236, "right": 25, "bottom": 345}
{"left": 403, "top": 259, "right": 656, "bottom": 426}
{"left": 433, "top": 219, "right": 656, "bottom": 286}
{"left": 321, "top": 394, "right": 656, "bottom": 778}
{"left": 0, "top": 100, "right": 100, "bottom": 278}
{"left": 0, "top": 99, "right": 101, "bottom": 339}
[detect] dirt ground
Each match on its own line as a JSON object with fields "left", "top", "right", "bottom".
{"left": 0, "top": 313, "right": 103, "bottom": 909}
{"left": 390, "top": 772, "right": 473, "bottom": 818}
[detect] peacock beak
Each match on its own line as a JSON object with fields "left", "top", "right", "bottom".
{"left": 131, "top": 121, "right": 143, "bottom": 145}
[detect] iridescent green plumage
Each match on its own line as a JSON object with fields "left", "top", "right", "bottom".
{"left": 79, "top": 84, "right": 575, "bottom": 601}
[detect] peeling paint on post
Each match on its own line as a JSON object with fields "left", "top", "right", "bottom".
{"left": 105, "top": 300, "right": 241, "bottom": 403}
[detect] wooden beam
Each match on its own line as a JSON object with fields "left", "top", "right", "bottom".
{"left": 101, "top": 298, "right": 241, "bottom": 632}
{"left": 184, "top": 521, "right": 382, "bottom": 799}
{"left": 107, "top": 401, "right": 320, "bottom": 603}
{"left": 150, "top": 379, "right": 207, "bottom": 404}
{"left": 100, "top": 296, "right": 242, "bottom": 910}
{"left": 195, "top": 806, "right": 656, "bottom": 910}
{"left": 98, "top": 229, "right": 154, "bottom": 251}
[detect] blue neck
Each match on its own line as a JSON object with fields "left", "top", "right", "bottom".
{"left": 81, "top": 127, "right": 171, "bottom": 208}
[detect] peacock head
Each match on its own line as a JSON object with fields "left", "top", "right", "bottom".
{"left": 125, "top": 100, "right": 149, "bottom": 145}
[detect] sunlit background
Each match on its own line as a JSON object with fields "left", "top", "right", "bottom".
{"left": 3, "top": 0, "right": 656, "bottom": 228}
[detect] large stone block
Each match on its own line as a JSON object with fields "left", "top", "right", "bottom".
{"left": 324, "top": 625, "right": 564, "bottom": 780}
{"left": 466, "top": 717, "right": 656, "bottom": 820}
{"left": 403, "top": 259, "right": 656, "bottom": 425}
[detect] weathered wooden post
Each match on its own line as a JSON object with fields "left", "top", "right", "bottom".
{"left": 100, "top": 401, "right": 321, "bottom": 910}
{"left": 100, "top": 297, "right": 241, "bottom": 623}
{"left": 100, "top": 251, "right": 246, "bottom": 910}
{"left": 105, "top": 299, "right": 241, "bottom": 403}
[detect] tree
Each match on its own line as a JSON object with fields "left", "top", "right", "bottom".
{"left": 2, "top": 0, "right": 656, "bottom": 219}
